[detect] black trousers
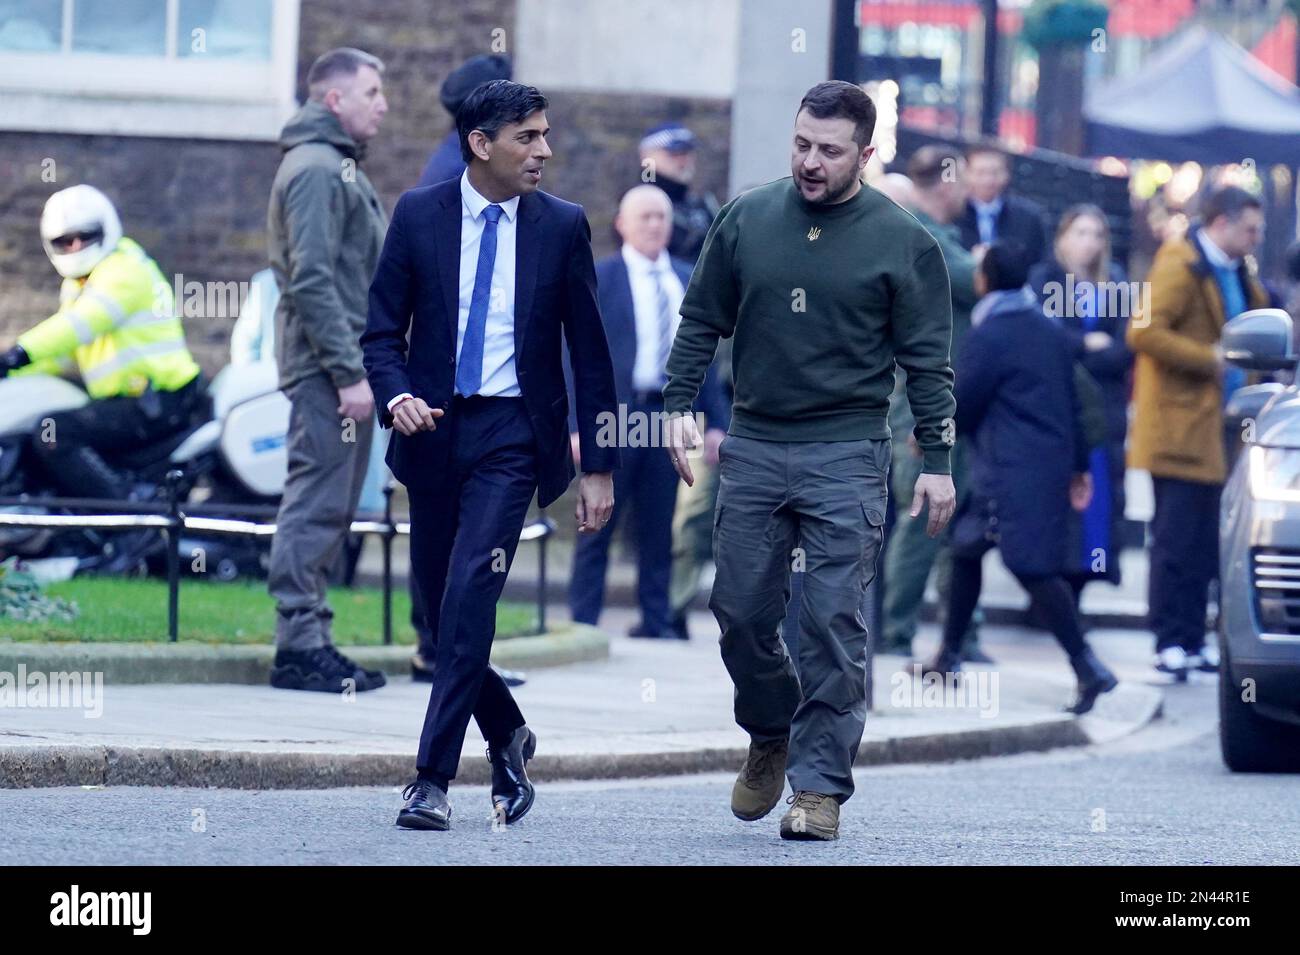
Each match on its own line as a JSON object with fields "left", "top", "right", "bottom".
{"left": 941, "top": 550, "right": 1086, "bottom": 660}
{"left": 568, "top": 394, "right": 677, "bottom": 633}
{"left": 1149, "top": 476, "right": 1221, "bottom": 653}
{"left": 32, "top": 377, "right": 203, "bottom": 500}
{"left": 411, "top": 395, "right": 533, "bottom": 781}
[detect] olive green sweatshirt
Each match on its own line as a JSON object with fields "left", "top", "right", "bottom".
{"left": 663, "top": 177, "right": 957, "bottom": 473}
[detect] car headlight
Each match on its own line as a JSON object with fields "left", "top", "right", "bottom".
{"left": 1248, "top": 445, "right": 1300, "bottom": 501}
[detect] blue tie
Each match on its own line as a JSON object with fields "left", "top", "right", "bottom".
{"left": 456, "top": 203, "right": 504, "bottom": 396}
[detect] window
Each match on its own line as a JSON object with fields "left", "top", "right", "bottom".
{"left": 0, "top": 0, "right": 62, "bottom": 52}
{"left": 0, "top": 0, "right": 299, "bottom": 141}
{"left": 73, "top": 0, "right": 169, "bottom": 56}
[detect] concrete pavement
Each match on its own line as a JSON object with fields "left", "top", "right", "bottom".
{"left": 0, "top": 610, "right": 1163, "bottom": 789}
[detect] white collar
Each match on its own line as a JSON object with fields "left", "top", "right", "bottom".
{"left": 1197, "top": 229, "right": 1240, "bottom": 269}
{"left": 621, "top": 243, "right": 671, "bottom": 274}
{"left": 460, "top": 169, "right": 520, "bottom": 223}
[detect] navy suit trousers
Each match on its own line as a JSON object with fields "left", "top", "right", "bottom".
{"left": 412, "top": 394, "right": 534, "bottom": 779}
{"left": 568, "top": 395, "right": 678, "bottom": 633}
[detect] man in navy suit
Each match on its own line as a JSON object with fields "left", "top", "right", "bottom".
{"left": 566, "top": 185, "right": 729, "bottom": 639}
{"left": 362, "top": 80, "right": 620, "bottom": 831}
{"left": 957, "top": 144, "right": 1048, "bottom": 268}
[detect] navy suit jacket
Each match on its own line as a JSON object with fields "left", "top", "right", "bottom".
{"left": 416, "top": 131, "right": 466, "bottom": 189}
{"left": 565, "top": 253, "right": 730, "bottom": 434}
{"left": 958, "top": 192, "right": 1048, "bottom": 265}
{"left": 361, "top": 177, "right": 621, "bottom": 509}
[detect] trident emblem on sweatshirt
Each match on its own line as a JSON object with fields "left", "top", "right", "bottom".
{"left": 806, "top": 226, "right": 821, "bottom": 241}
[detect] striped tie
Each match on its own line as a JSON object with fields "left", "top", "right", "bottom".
{"left": 652, "top": 265, "right": 673, "bottom": 386}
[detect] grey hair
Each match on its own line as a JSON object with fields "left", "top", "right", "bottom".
{"left": 618, "top": 184, "right": 673, "bottom": 216}
{"left": 307, "top": 47, "right": 384, "bottom": 100}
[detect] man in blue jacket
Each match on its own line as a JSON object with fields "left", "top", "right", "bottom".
{"left": 416, "top": 54, "right": 512, "bottom": 187}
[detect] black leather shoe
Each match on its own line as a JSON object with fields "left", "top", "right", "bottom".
{"left": 491, "top": 663, "right": 527, "bottom": 687}
{"left": 411, "top": 652, "right": 435, "bottom": 683}
{"left": 487, "top": 726, "right": 537, "bottom": 824}
{"left": 666, "top": 612, "right": 692, "bottom": 641}
{"left": 1066, "top": 647, "right": 1119, "bottom": 715}
{"left": 396, "top": 779, "right": 451, "bottom": 830}
{"left": 921, "top": 646, "right": 963, "bottom": 679}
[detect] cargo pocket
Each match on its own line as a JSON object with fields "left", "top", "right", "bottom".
{"left": 860, "top": 499, "right": 886, "bottom": 590}
{"left": 711, "top": 502, "right": 725, "bottom": 563}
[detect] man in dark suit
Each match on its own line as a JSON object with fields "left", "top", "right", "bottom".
{"left": 363, "top": 80, "right": 620, "bottom": 831}
{"left": 957, "top": 144, "right": 1048, "bottom": 268}
{"left": 566, "top": 185, "right": 729, "bottom": 639}
{"left": 409, "top": 54, "right": 515, "bottom": 681}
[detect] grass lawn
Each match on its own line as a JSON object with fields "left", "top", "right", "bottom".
{"left": 0, "top": 576, "right": 539, "bottom": 645}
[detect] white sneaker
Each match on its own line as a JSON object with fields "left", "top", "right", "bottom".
{"left": 1187, "top": 644, "right": 1220, "bottom": 672}
{"left": 1154, "top": 646, "right": 1189, "bottom": 682}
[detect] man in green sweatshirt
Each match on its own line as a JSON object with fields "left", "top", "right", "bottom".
{"left": 662, "top": 81, "right": 957, "bottom": 841}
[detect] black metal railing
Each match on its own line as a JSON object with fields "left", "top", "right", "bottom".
{"left": 0, "top": 471, "right": 556, "bottom": 644}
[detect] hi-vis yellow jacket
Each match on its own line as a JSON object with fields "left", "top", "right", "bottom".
{"left": 17, "top": 237, "right": 200, "bottom": 399}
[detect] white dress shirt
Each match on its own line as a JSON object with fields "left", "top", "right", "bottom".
{"left": 621, "top": 243, "right": 684, "bottom": 391}
{"left": 971, "top": 196, "right": 1003, "bottom": 245}
{"left": 388, "top": 170, "right": 522, "bottom": 413}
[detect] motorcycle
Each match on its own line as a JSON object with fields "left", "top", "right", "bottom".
{"left": 0, "top": 361, "right": 291, "bottom": 579}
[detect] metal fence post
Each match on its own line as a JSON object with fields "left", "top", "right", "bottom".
{"left": 164, "top": 469, "right": 183, "bottom": 643}
{"left": 537, "top": 509, "right": 547, "bottom": 636}
{"left": 382, "top": 481, "right": 395, "bottom": 646}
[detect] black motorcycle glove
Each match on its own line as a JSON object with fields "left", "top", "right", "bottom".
{"left": 0, "top": 345, "right": 30, "bottom": 379}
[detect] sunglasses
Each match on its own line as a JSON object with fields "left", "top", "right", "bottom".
{"left": 50, "top": 230, "right": 103, "bottom": 251}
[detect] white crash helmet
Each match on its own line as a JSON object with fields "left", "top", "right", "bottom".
{"left": 40, "top": 185, "right": 123, "bottom": 279}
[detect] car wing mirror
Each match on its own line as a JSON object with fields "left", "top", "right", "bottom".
{"left": 1223, "top": 308, "right": 1296, "bottom": 371}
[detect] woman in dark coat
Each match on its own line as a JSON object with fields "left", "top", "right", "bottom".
{"left": 1029, "top": 205, "right": 1133, "bottom": 609}
{"left": 926, "top": 243, "right": 1119, "bottom": 715}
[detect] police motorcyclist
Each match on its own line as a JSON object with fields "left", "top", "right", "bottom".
{"left": 0, "top": 185, "right": 204, "bottom": 504}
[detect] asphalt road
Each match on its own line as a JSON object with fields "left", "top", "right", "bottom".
{"left": 4, "top": 670, "right": 1297, "bottom": 866}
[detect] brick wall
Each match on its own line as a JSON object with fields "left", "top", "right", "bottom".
{"left": 0, "top": 0, "right": 730, "bottom": 375}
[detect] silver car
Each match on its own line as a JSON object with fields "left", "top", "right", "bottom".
{"left": 1219, "top": 307, "right": 1300, "bottom": 772}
